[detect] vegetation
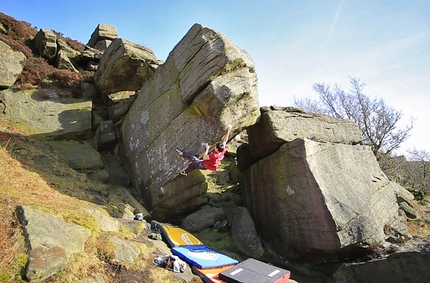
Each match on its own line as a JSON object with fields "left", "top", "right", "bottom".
{"left": 294, "top": 77, "right": 414, "bottom": 158}
{"left": 293, "top": 78, "right": 429, "bottom": 206}
{"left": 0, "top": 123, "right": 184, "bottom": 282}
{"left": 381, "top": 149, "right": 430, "bottom": 197}
{"left": 0, "top": 12, "right": 91, "bottom": 96}
{"left": 0, "top": 13, "right": 186, "bottom": 282}
{"left": 1, "top": 10, "right": 429, "bottom": 283}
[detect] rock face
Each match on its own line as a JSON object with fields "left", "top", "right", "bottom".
{"left": 241, "top": 138, "right": 408, "bottom": 258}
{"left": 0, "top": 40, "right": 26, "bottom": 88}
{"left": 34, "top": 28, "right": 58, "bottom": 63}
{"left": 239, "top": 106, "right": 408, "bottom": 259}
{"left": 94, "top": 38, "right": 159, "bottom": 100}
{"left": 87, "top": 23, "right": 118, "bottom": 48}
{"left": 0, "top": 88, "right": 92, "bottom": 140}
{"left": 332, "top": 237, "right": 430, "bottom": 283}
{"left": 2, "top": 13, "right": 419, "bottom": 279}
{"left": 16, "top": 206, "right": 91, "bottom": 282}
{"left": 120, "top": 23, "right": 260, "bottom": 220}
{"left": 228, "top": 206, "right": 264, "bottom": 258}
{"left": 50, "top": 140, "right": 104, "bottom": 171}
{"left": 247, "top": 106, "right": 363, "bottom": 160}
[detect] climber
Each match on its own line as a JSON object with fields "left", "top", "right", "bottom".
{"left": 176, "top": 124, "right": 233, "bottom": 176}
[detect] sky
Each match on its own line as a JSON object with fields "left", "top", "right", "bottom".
{"left": 2, "top": 0, "right": 429, "bottom": 156}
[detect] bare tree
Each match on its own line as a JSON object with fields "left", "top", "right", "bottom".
{"left": 294, "top": 78, "right": 414, "bottom": 157}
{"left": 404, "top": 149, "right": 430, "bottom": 194}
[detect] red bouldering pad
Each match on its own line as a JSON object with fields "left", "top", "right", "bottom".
{"left": 192, "top": 265, "right": 236, "bottom": 283}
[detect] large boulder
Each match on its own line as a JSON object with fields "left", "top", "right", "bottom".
{"left": 241, "top": 138, "right": 407, "bottom": 258}
{"left": 247, "top": 106, "right": 363, "bottom": 159}
{"left": 87, "top": 23, "right": 118, "bottom": 48}
{"left": 34, "top": 28, "right": 57, "bottom": 62}
{"left": 49, "top": 140, "right": 104, "bottom": 171}
{"left": 0, "top": 88, "right": 92, "bottom": 140}
{"left": 16, "top": 206, "right": 91, "bottom": 282}
{"left": 148, "top": 173, "right": 209, "bottom": 221}
{"left": 181, "top": 206, "right": 225, "bottom": 232}
{"left": 227, "top": 206, "right": 264, "bottom": 258}
{"left": 0, "top": 40, "right": 26, "bottom": 88}
{"left": 94, "top": 38, "right": 159, "bottom": 100}
{"left": 57, "top": 38, "right": 81, "bottom": 62}
{"left": 56, "top": 49, "right": 79, "bottom": 72}
{"left": 332, "top": 236, "right": 430, "bottom": 283}
{"left": 109, "top": 236, "right": 141, "bottom": 263}
{"left": 120, "top": 23, "right": 260, "bottom": 219}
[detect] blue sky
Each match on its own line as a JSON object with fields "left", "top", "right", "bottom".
{"left": 2, "top": 0, "right": 429, "bottom": 156}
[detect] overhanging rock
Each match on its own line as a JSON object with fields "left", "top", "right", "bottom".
{"left": 120, "top": 23, "right": 260, "bottom": 219}
{"left": 94, "top": 38, "right": 159, "bottom": 101}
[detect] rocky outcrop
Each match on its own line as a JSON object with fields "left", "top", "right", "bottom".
{"left": 33, "top": 26, "right": 113, "bottom": 73}
{"left": 241, "top": 138, "right": 408, "bottom": 258}
{"left": 239, "top": 106, "right": 409, "bottom": 259}
{"left": 120, "top": 23, "right": 260, "bottom": 220}
{"left": 109, "top": 236, "right": 141, "bottom": 263}
{"left": 87, "top": 23, "right": 118, "bottom": 49}
{"left": 94, "top": 38, "right": 159, "bottom": 101}
{"left": 332, "top": 236, "right": 430, "bottom": 283}
{"left": 50, "top": 140, "right": 103, "bottom": 170}
{"left": 34, "top": 28, "right": 58, "bottom": 63}
{"left": 247, "top": 106, "right": 363, "bottom": 160}
{"left": 93, "top": 120, "right": 117, "bottom": 151}
{"left": 181, "top": 206, "right": 225, "bottom": 232}
{"left": 0, "top": 88, "right": 92, "bottom": 140}
{"left": 16, "top": 206, "right": 91, "bottom": 282}
{"left": 228, "top": 206, "right": 264, "bottom": 258}
{"left": 33, "top": 28, "right": 80, "bottom": 72}
{"left": 0, "top": 40, "right": 26, "bottom": 88}
{"left": 2, "top": 13, "right": 423, "bottom": 281}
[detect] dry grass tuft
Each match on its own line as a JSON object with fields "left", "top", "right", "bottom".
{"left": 404, "top": 200, "right": 430, "bottom": 238}
{"left": 0, "top": 116, "right": 186, "bottom": 282}
{"left": 0, "top": 204, "right": 27, "bottom": 282}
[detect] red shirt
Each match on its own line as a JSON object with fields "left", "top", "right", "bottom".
{"left": 203, "top": 148, "right": 226, "bottom": 171}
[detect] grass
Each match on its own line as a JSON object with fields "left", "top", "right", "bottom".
{"left": 404, "top": 200, "right": 430, "bottom": 238}
{"left": 0, "top": 204, "right": 27, "bottom": 282}
{"left": 2, "top": 9, "right": 429, "bottom": 283}
{"left": 0, "top": 12, "right": 188, "bottom": 281}
{"left": 0, "top": 12, "right": 91, "bottom": 96}
{"left": 0, "top": 120, "right": 185, "bottom": 282}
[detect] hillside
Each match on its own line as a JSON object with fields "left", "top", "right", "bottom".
{"left": 1, "top": 11, "right": 430, "bottom": 283}
{"left": 0, "top": 12, "right": 194, "bottom": 282}
{"left": 0, "top": 128, "right": 192, "bottom": 283}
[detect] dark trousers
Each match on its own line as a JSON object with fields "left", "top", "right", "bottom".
{"left": 182, "top": 151, "right": 206, "bottom": 174}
